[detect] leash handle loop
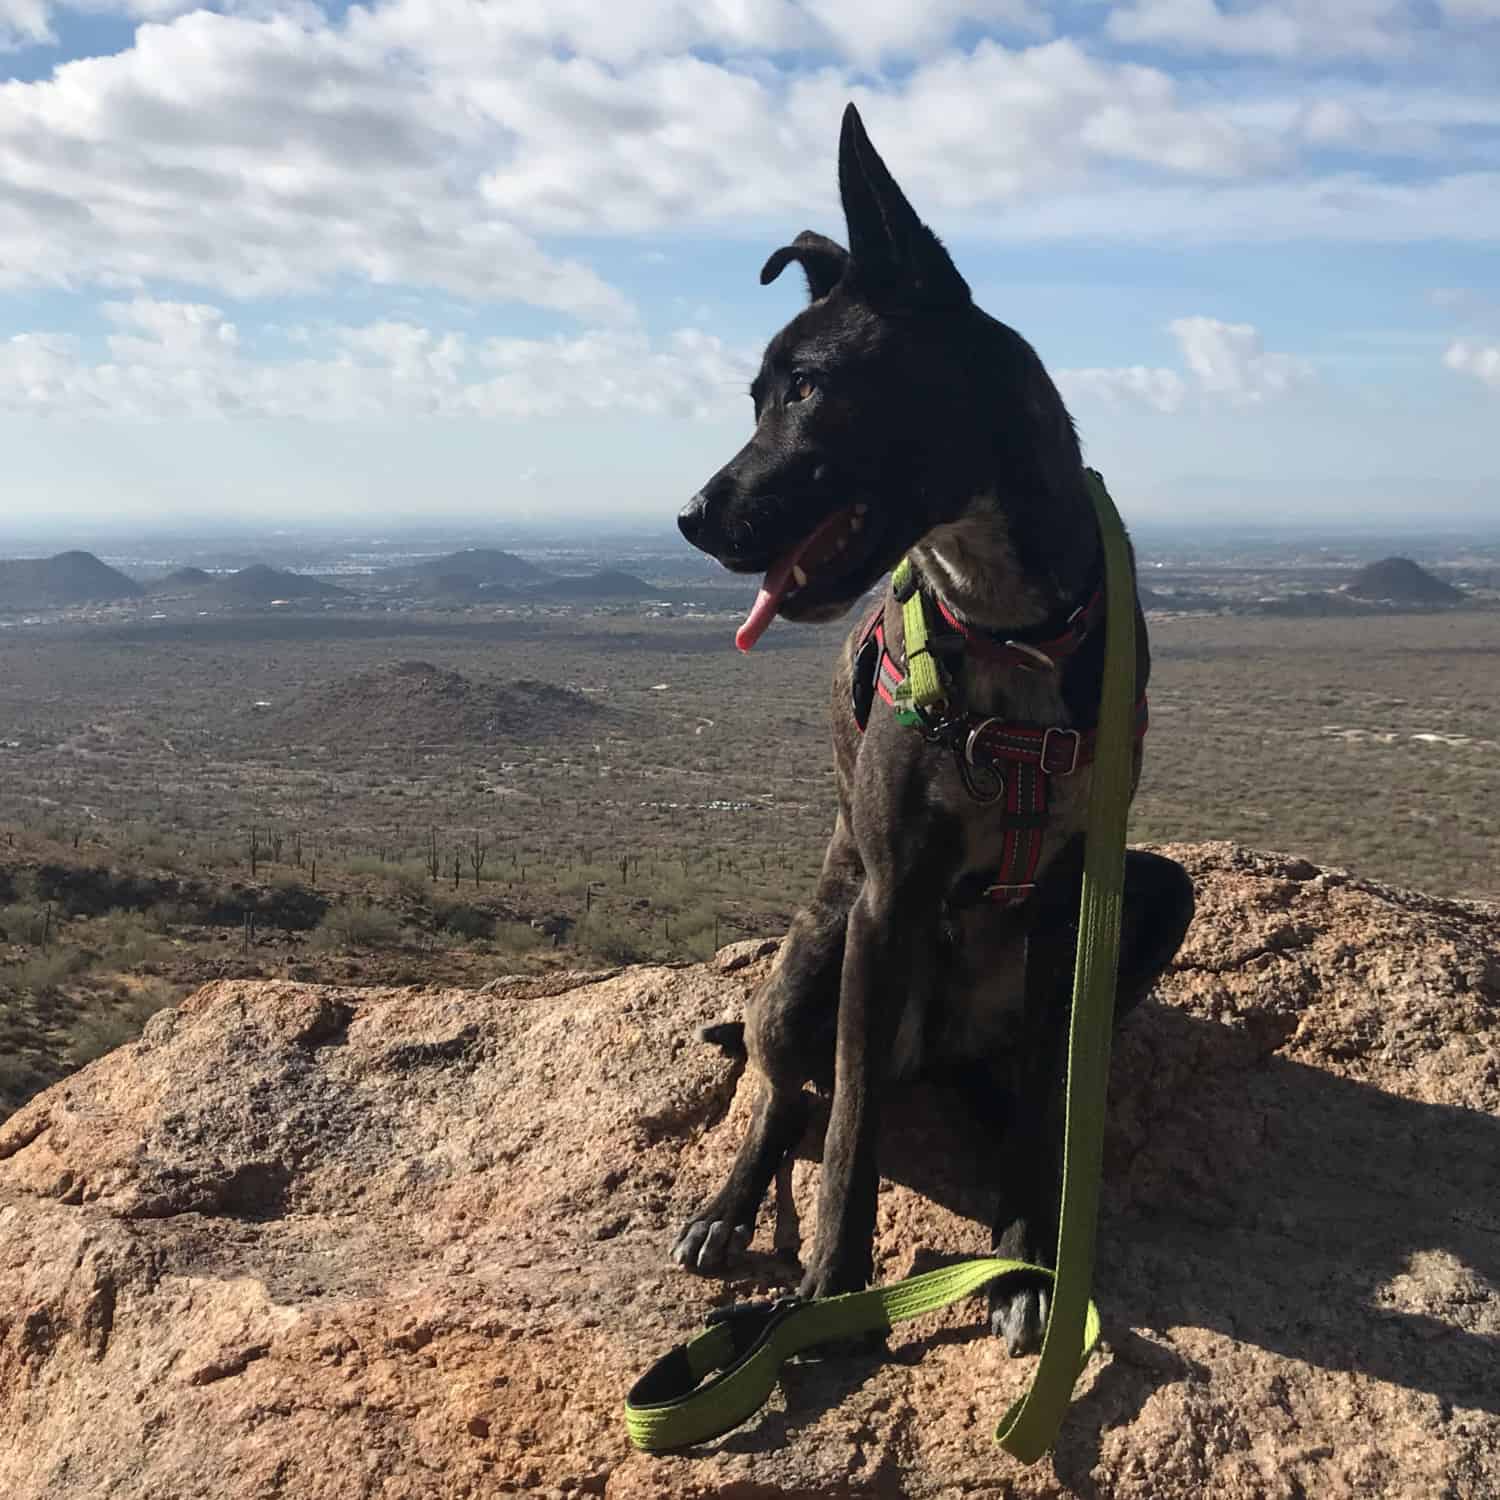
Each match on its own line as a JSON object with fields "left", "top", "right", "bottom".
{"left": 625, "top": 1259, "right": 1096, "bottom": 1455}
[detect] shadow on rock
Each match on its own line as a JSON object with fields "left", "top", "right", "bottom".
{"left": 743, "top": 998, "right": 1498, "bottom": 1462}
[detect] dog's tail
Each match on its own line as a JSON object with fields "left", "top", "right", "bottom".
{"left": 697, "top": 1021, "right": 747, "bottom": 1060}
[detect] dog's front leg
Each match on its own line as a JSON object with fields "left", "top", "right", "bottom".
{"left": 799, "top": 874, "right": 936, "bottom": 1301}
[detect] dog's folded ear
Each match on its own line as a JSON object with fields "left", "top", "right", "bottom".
{"left": 760, "top": 231, "right": 849, "bottom": 301}
{"left": 838, "top": 102, "right": 970, "bottom": 312}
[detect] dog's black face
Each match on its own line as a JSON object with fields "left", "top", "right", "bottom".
{"left": 679, "top": 106, "right": 986, "bottom": 651}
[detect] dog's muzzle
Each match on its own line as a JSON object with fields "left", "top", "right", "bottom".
{"left": 678, "top": 492, "right": 709, "bottom": 548}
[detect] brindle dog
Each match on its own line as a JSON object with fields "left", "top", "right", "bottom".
{"left": 673, "top": 104, "right": 1195, "bottom": 1354}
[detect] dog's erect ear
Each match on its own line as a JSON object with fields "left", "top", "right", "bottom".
{"left": 837, "top": 102, "right": 969, "bottom": 310}
{"left": 759, "top": 231, "right": 849, "bottom": 300}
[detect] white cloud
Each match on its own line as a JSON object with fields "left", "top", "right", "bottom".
{"left": 1105, "top": 0, "right": 1418, "bottom": 60}
{"left": 1439, "top": 0, "right": 1500, "bottom": 19}
{"left": 1060, "top": 316, "right": 1310, "bottom": 412}
{"left": 347, "top": 0, "right": 1049, "bottom": 68}
{"left": 0, "top": 0, "right": 51, "bottom": 47}
{"left": 0, "top": 0, "right": 1494, "bottom": 325}
{"left": 104, "top": 298, "right": 241, "bottom": 361}
{"left": 0, "top": 300, "right": 754, "bottom": 421}
{"left": 1444, "top": 340, "right": 1500, "bottom": 390}
{"left": 1168, "top": 316, "right": 1311, "bottom": 402}
{"left": 801, "top": 0, "right": 1052, "bottom": 60}
{"left": 0, "top": 11, "right": 629, "bottom": 319}
{"left": 1058, "top": 365, "right": 1188, "bottom": 413}
{"left": 988, "top": 171, "right": 1500, "bottom": 244}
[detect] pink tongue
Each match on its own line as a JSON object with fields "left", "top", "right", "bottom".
{"left": 734, "top": 508, "right": 853, "bottom": 653}
{"left": 735, "top": 551, "right": 798, "bottom": 653}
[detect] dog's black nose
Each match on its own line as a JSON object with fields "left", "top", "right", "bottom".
{"left": 678, "top": 493, "right": 708, "bottom": 546}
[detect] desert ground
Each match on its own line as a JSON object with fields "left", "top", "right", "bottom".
{"left": 2, "top": 598, "right": 1497, "bottom": 1116}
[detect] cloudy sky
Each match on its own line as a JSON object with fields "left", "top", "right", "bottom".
{"left": 2, "top": 0, "right": 1498, "bottom": 534}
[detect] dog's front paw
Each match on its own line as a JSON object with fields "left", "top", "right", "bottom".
{"left": 671, "top": 1216, "right": 752, "bottom": 1273}
{"left": 791, "top": 1259, "right": 884, "bottom": 1359}
{"left": 989, "top": 1281, "right": 1050, "bottom": 1357}
{"left": 796, "top": 1255, "right": 869, "bottom": 1304}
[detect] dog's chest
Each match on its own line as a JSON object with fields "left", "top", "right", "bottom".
{"left": 878, "top": 649, "right": 1095, "bottom": 1077}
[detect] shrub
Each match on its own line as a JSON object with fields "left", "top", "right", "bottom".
{"left": 89, "top": 909, "right": 171, "bottom": 967}
{"left": 576, "top": 916, "right": 649, "bottom": 966}
{"left": 310, "top": 902, "right": 406, "bottom": 952}
{"left": 4, "top": 947, "right": 92, "bottom": 995}
{"left": 0, "top": 900, "right": 55, "bottom": 946}
{"left": 144, "top": 898, "right": 191, "bottom": 934}
{"left": 430, "top": 898, "right": 495, "bottom": 940}
{"left": 489, "top": 921, "right": 546, "bottom": 959}
{"left": 66, "top": 978, "right": 185, "bottom": 1068}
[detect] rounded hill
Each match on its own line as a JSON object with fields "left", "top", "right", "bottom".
{"left": 0, "top": 551, "right": 143, "bottom": 610}
{"left": 148, "top": 567, "right": 214, "bottom": 594}
{"left": 394, "top": 549, "right": 546, "bottom": 589}
{"left": 210, "top": 564, "right": 348, "bottom": 604}
{"left": 264, "top": 659, "right": 607, "bottom": 747}
{"left": 1345, "top": 556, "right": 1462, "bottom": 604}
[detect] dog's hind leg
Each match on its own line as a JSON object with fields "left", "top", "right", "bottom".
{"left": 672, "top": 816, "right": 863, "bottom": 1272}
{"left": 987, "top": 844, "right": 1195, "bottom": 1355}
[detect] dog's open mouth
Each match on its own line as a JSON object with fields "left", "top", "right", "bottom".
{"left": 735, "top": 503, "right": 874, "bottom": 652}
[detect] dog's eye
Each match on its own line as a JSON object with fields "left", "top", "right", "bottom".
{"left": 790, "top": 373, "right": 816, "bottom": 403}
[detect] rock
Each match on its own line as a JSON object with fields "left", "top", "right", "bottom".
{"left": 0, "top": 843, "right": 1496, "bottom": 1498}
{"left": 713, "top": 936, "right": 781, "bottom": 974}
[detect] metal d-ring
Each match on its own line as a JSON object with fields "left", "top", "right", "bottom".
{"left": 953, "top": 742, "right": 1004, "bottom": 803}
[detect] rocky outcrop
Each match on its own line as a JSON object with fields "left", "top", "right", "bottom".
{"left": 0, "top": 844, "right": 1496, "bottom": 1498}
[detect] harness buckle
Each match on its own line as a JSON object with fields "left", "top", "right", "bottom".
{"left": 982, "top": 881, "right": 1037, "bottom": 905}
{"left": 1003, "top": 640, "right": 1057, "bottom": 672}
{"left": 1041, "top": 727, "right": 1082, "bottom": 775}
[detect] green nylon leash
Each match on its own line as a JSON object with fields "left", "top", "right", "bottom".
{"left": 992, "top": 466, "right": 1136, "bottom": 1460}
{"left": 625, "top": 469, "right": 1136, "bottom": 1464}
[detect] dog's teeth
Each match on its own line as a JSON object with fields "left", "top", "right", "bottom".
{"left": 792, "top": 565, "right": 809, "bottom": 588}
{"left": 849, "top": 515, "right": 863, "bottom": 532}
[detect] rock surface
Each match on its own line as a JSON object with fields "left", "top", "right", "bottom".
{"left": 0, "top": 843, "right": 1496, "bottom": 1499}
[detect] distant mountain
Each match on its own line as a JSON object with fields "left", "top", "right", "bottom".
{"left": 1344, "top": 557, "right": 1463, "bottom": 605}
{"left": 148, "top": 567, "right": 214, "bottom": 594}
{"left": 529, "top": 570, "right": 666, "bottom": 601}
{"left": 0, "top": 551, "right": 143, "bottom": 610}
{"left": 208, "top": 564, "right": 349, "bottom": 604}
{"left": 412, "top": 572, "right": 515, "bottom": 601}
{"left": 394, "top": 548, "right": 546, "bottom": 589}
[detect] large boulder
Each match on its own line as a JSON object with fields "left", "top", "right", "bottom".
{"left": 0, "top": 844, "right": 1496, "bottom": 1498}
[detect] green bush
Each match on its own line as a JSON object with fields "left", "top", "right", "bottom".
{"left": 0, "top": 900, "right": 55, "bottom": 946}
{"left": 66, "top": 978, "right": 184, "bottom": 1069}
{"left": 310, "top": 902, "right": 406, "bottom": 952}
{"left": 575, "top": 915, "right": 649, "bottom": 966}
{"left": 431, "top": 898, "right": 495, "bottom": 940}
{"left": 144, "top": 898, "right": 191, "bottom": 934}
{"left": 489, "top": 921, "right": 546, "bottom": 958}
{"left": 4, "top": 947, "right": 92, "bottom": 995}
{"left": 89, "top": 910, "right": 170, "bottom": 967}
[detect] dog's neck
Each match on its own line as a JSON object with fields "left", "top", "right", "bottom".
{"left": 907, "top": 487, "right": 1100, "bottom": 634}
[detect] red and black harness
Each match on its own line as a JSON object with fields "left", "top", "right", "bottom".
{"left": 851, "top": 565, "right": 1149, "bottom": 910}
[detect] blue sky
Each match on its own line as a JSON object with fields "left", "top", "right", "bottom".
{"left": 1, "top": 0, "right": 1498, "bottom": 533}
